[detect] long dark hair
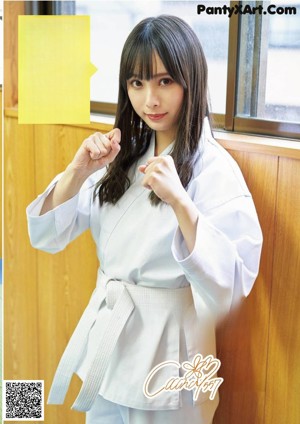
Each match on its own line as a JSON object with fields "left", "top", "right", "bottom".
{"left": 95, "top": 15, "right": 209, "bottom": 206}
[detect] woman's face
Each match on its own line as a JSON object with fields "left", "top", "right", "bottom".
{"left": 127, "top": 52, "right": 184, "bottom": 145}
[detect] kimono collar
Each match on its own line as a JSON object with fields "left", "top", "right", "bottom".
{"left": 149, "top": 132, "right": 174, "bottom": 157}
{"left": 148, "top": 116, "right": 211, "bottom": 158}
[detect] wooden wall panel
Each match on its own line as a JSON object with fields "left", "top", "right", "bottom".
{"left": 33, "top": 124, "right": 95, "bottom": 193}
{"left": 1, "top": 89, "right": 2, "bottom": 257}
{"left": 3, "top": 114, "right": 300, "bottom": 424}
{"left": 3, "top": 117, "right": 39, "bottom": 379}
{"left": 265, "top": 157, "right": 300, "bottom": 424}
{"left": 33, "top": 125, "right": 99, "bottom": 424}
{"left": 214, "top": 152, "right": 278, "bottom": 424}
{"left": 4, "top": 1, "right": 25, "bottom": 108}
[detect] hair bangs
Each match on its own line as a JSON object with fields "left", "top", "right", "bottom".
{"left": 121, "top": 19, "right": 186, "bottom": 89}
{"left": 123, "top": 38, "right": 157, "bottom": 84}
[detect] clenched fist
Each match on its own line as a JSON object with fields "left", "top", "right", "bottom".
{"left": 70, "top": 128, "right": 121, "bottom": 177}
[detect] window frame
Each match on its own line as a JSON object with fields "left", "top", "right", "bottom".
{"left": 26, "top": 0, "right": 300, "bottom": 140}
{"left": 229, "top": 1, "right": 300, "bottom": 139}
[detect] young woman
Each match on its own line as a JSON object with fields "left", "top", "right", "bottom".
{"left": 27, "top": 15, "right": 263, "bottom": 424}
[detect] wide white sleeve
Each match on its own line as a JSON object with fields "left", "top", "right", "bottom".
{"left": 171, "top": 195, "right": 263, "bottom": 318}
{"left": 26, "top": 172, "right": 100, "bottom": 254}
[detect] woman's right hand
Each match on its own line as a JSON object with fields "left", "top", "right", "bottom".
{"left": 70, "top": 128, "right": 121, "bottom": 177}
{"left": 39, "top": 129, "right": 121, "bottom": 215}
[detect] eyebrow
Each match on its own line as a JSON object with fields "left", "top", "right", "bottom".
{"left": 129, "top": 72, "right": 171, "bottom": 80}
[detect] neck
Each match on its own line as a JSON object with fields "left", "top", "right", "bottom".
{"left": 155, "top": 131, "right": 175, "bottom": 156}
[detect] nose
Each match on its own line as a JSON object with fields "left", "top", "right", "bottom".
{"left": 145, "top": 86, "right": 160, "bottom": 109}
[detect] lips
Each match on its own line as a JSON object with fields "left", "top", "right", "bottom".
{"left": 146, "top": 113, "right": 167, "bottom": 121}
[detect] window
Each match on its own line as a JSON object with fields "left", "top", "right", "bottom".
{"left": 27, "top": 0, "right": 300, "bottom": 139}
{"left": 234, "top": 1, "right": 300, "bottom": 137}
{"left": 76, "top": 0, "right": 229, "bottom": 125}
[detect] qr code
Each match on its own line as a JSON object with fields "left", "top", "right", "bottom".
{"left": 3, "top": 380, "right": 44, "bottom": 421}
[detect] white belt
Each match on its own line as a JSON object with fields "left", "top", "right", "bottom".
{"left": 47, "top": 271, "right": 192, "bottom": 412}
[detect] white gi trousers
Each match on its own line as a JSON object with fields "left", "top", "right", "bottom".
{"left": 86, "top": 389, "right": 217, "bottom": 424}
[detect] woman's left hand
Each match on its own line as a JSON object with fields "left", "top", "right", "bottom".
{"left": 139, "top": 156, "right": 199, "bottom": 253}
{"left": 138, "top": 156, "right": 186, "bottom": 206}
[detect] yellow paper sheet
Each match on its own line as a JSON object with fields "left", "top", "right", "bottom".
{"left": 18, "top": 16, "right": 97, "bottom": 124}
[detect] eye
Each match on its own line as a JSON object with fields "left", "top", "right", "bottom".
{"left": 129, "top": 79, "right": 143, "bottom": 88}
{"left": 160, "top": 78, "right": 173, "bottom": 86}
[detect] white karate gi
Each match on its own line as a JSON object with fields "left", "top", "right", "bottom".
{"left": 26, "top": 119, "right": 263, "bottom": 423}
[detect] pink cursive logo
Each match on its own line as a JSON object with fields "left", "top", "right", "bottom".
{"left": 143, "top": 354, "right": 223, "bottom": 401}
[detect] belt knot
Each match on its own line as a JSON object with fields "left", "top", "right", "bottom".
{"left": 105, "top": 279, "right": 124, "bottom": 310}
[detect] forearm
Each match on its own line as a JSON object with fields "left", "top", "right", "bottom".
{"left": 40, "top": 165, "right": 90, "bottom": 215}
{"left": 170, "top": 192, "right": 199, "bottom": 254}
